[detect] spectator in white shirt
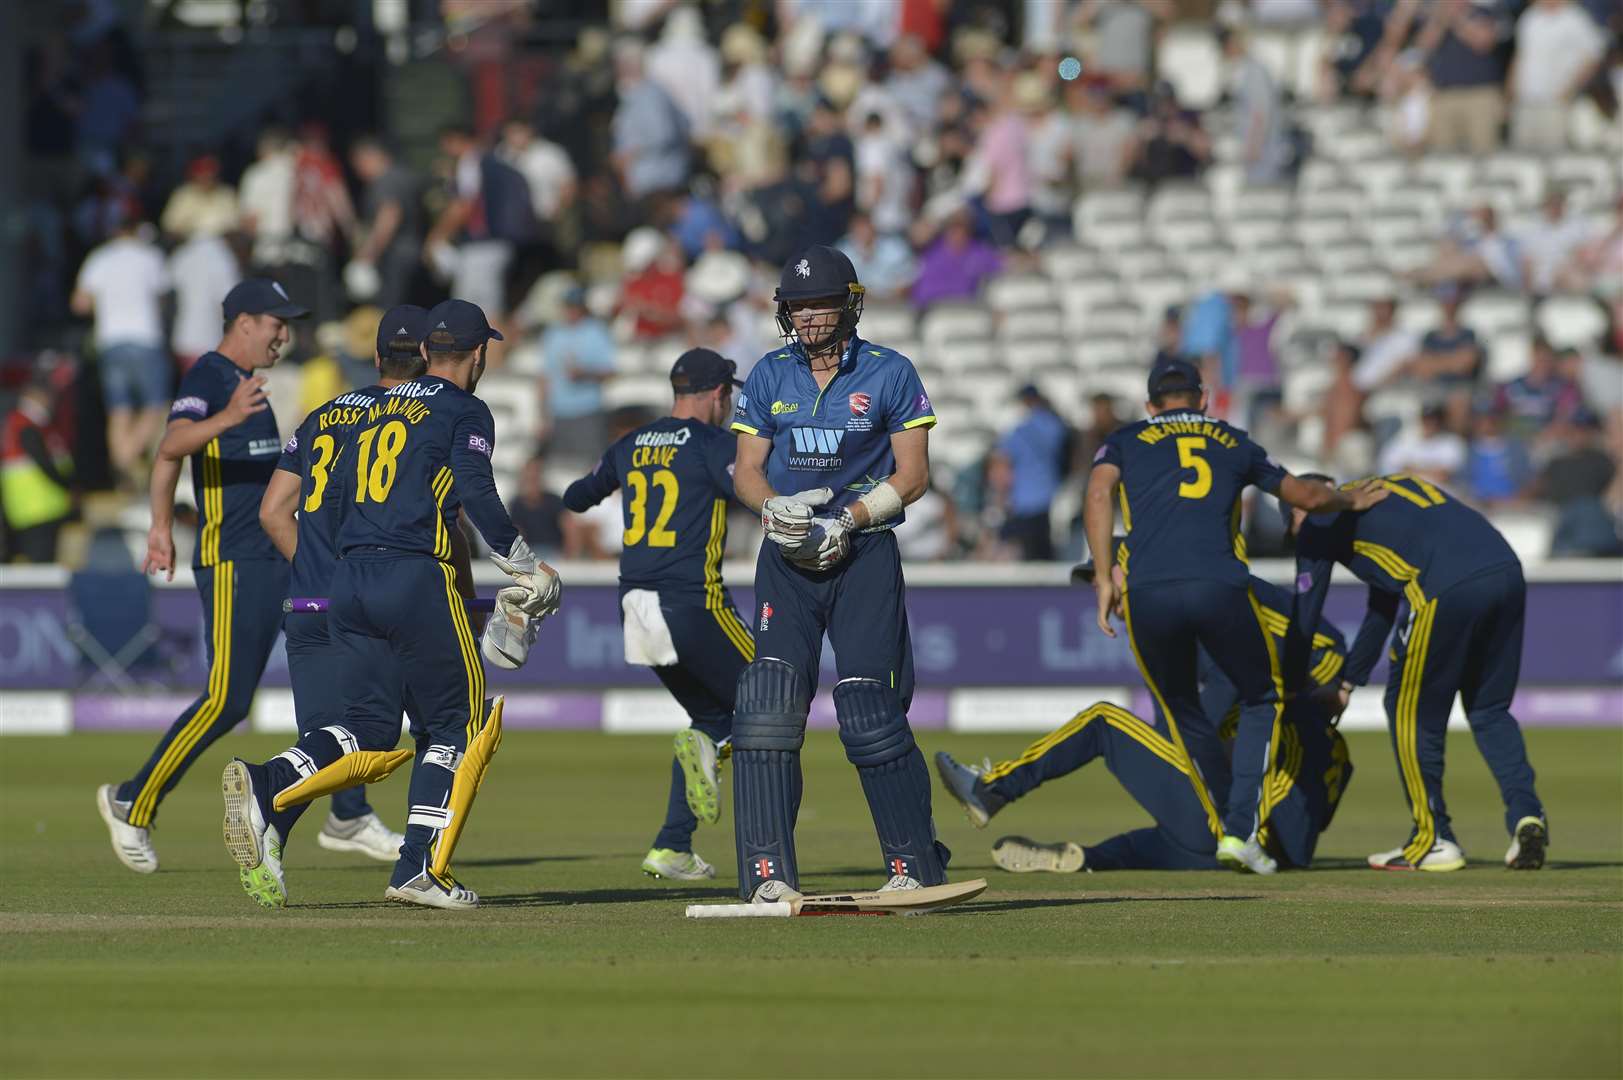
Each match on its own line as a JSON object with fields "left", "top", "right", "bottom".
{"left": 237, "top": 127, "right": 296, "bottom": 274}
{"left": 1508, "top": 0, "right": 1608, "bottom": 151}
{"left": 645, "top": 6, "right": 720, "bottom": 140}
{"left": 168, "top": 233, "right": 239, "bottom": 368}
{"left": 1520, "top": 188, "right": 1595, "bottom": 294}
{"left": 1352, "top": 297, "right": 1421, "bottom": 392}
{"left": 853, "top": 111, "right": 912, "bottom": 235}
{"left": 1379, "top": 401, "right": 1467, "bottom": 484}
{"left": 70, "top": 217, "right": 173, "bottom": 486}
{"left": 498, "top": 118, "right": 578, "bottom": 225}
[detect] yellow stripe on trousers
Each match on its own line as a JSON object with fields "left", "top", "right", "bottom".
{"left": 439, "top": 562, "right": 485, "bottom": 742}
{"left": 1239, "top": 587, "right": 1287, "bottom": 840}
{"left": 982, "top": 702, "right": 1187, "bottom": 781}
{"left": 131, "top": 560, "right": 234, "bottom": 825}
{"left": 1120, "top": 590, "right": 1222, "bottom": 838}
{"left": 1398, "top": 597, "right": 1440, "bottom": 864}
{"left": 702, "top": 498, "right": 754, "bottom": 660}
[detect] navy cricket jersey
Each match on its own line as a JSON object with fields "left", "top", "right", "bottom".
{"left": 1097, "top": 409, "right": 1284, "bottom": 588}
{"left": 275, "top": 385, "right": 385, "bottom": 598}
{"left": 730, "top": 335, "right": 935, "bottom": 527}
{"left": 334, "top": 375, "right": 519, "bottom": 561}
{"left": 562, "top": 416, "right": 739, "bottom": 599}
{"left": 1287, "top": 475, "right": 1520, "bottom": 687}
{"left": 168, "top": 351, "right": 284, "bottom": 568}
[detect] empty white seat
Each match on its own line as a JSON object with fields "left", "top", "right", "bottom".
{"left": 1112, "top": 246, "right": 1177, "bottom": 280}
{"left": 1074, "top": 189, "right": 1146, "bottom": 233}
{"left": 860, "top": 304, "right": 916, "bottom": 341}
{"left": 1481, "top": 155, "right": 1546, "bottom": 208}
{"left": 1295, "top": 213, "right": 1358, "bottom": 247}
{"left": 1000, "top": 306, "right": 1067, "bottom": 340}
{"left": 1079, "top": 302, "right": 1146, "bottom": 338}
{"left": 1491, "top": 511, "right": 1555, "bottom": 563}
{"left": 1074, "top": 336, "right": 1138, "bottom": 372}
{"left": 936, "top": 338, "right": 1000, "bottom": 373}
{"left": 1488, "top": 329, "right": 1532, "bottom": 382}
{"left": 921, "top": 303, "right": 995, "bottom": 345}
{"left": 1004, "top": 339, "right": 1068, "bottom": 377}
{"left": 985, "top": 273, "right": 1057, "bottom": 311}
{"left": 1460, "top": 292, "right": 1532, "bottom": 338}
{"left": 1313, "top": 241, "right": 1379, "bottom": 274}
{"left": 1082, "top": 217, "right": 1148, "bottom": 253}
{"left": 1536, "top": 295, "right": 1608, "bottom": 348}
{"left": 1059, "top": 275, "right": 1128, "bottom": 315}
{"left": 1416, "top": 156, "right": 1479, "bottom": 205}
{"left": 1330, "top": 268, "right": 1398, "bottom": 303}
{"left": 1232, "top": 188, "right": 1293, "bottom": 220}
{"left": 1153, "top": 218, "right": 1223, "bottom": 249}
{"left": 602, "top": 375, "right": 670, "bottom": 411}
{"left": 1548, "top": 154, "right": 1618, "bottom": 201}
{"left": 1157, "top": 27, "right": 1223, "bottom": 108}
{"left": 1146, "top": 184, "right": 1212, "bottom": 225}
{"left": 1396, "top": 297, "right": 1443, "bottom": 335}
{"left": 1041, "top": 244, "right": 1103, "bottom": 281}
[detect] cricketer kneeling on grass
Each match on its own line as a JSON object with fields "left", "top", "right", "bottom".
{"left": 220, "top": 299, "right": 559, "bottom": 911}
{"left": 937, "top": 548, "right": 1355, "bottom": 873}
{"left": 562, "top": 347, "right": 754, "bottom": 883}
{"left": 726, "top": 245, "right": 949, "bottom": 903}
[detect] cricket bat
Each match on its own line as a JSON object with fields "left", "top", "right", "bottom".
{"left": 685, "top": 878, "right": 988, "bottom": 919}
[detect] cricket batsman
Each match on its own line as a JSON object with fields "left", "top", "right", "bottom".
{"left": 727, "top": 245, "right": 948, "bottom": 903}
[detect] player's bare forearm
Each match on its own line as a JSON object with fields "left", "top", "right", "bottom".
{"left": 1084, "top": 464, "right": 1119, "bottom": 570}
{"left": 732, "top": 433, "right": 775, "bottom": 514}
{"left": 148, "top": 454, "right": 182, "bottom": 529}
{"left": 259, "top": 469, "right": 301, "bottom": 561}
{"left": 1279, "top": 473, "right": 1387, "bottom": 515}
{"left": 849, "top": 428, "right": 930, "bottom": 527}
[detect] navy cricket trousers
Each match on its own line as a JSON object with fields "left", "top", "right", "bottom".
{"left": 120, "top": 558, "right": 288, "bottom": 827}
{"left": 285, "top": 611, "right": 375, "bottom": 821}
{"left": 1384, "top": 562, "right": 1543, "bottom": 864}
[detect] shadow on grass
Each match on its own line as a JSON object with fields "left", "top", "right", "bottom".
{"left": 938, "top": 894, "right": 1263, "bottom": 916}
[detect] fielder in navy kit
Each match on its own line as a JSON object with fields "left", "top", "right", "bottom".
{"left": 728, "top": 245, "right": 948, "bottom": 903}
{"left": 220, "top": 299, "right": 560, "bottom": 910}
{"left": 96, "top": 279, "right": 307, "bottom": 874}
{"left": 563, "top": 348, "right": 754, "bottom": 882}
{"left": 1284, "top": 473, "right": 1547, "bottom": 872}
{"left": 252, "top": 306, "right": 433, "bottom": 881}
{"left": 937, "top": 550, "right": 1354, "bottom": 873}
{"left": 1083, "top": 358, "right": 1386, "bottom": 874}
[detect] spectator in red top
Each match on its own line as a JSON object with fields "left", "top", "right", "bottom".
{"left": 292, "top": 122, "right": 354, "bottom": 250}
{"left": 620, "top": 231, "right": 686, "bottom": 340}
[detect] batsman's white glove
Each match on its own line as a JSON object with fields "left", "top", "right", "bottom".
{"left": 488, "top": 536, "right": 562, "bottom": 618}
{"left": 784, "top": 509, "right": 855, "bottom": 572}
{"left": 763, "top": 488, "right": 834, "bottom": 547}
{"left": 481, "top": 586, "right": 541, "bottom": 670}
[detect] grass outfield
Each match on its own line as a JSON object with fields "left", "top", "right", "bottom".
{"left": 1, "top": 727, "right": 1619, "bottom": 1079}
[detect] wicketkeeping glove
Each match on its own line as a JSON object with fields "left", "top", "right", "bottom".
{"left": 488, "top": 536, "right": 562, "bottom": 618}
{"left": 481, "top": 586, "right": 542, "bottom": 670}
{"left": 763, "top": 487, "right": 834, "bottom": 547}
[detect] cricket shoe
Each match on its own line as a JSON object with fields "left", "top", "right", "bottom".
{"left": 318, "top": 812, "right": 405, "bottom": 863}
{"left": 642, "top": 847, "right": 716, "bottom": 880}
{"left": 96, "top": 784, "right": 157, "bottom": 874}
{"left": 220, "top": 760, "right": 287, "bottom": 909}
{"left": 673, "top": 729, "right": 723, "bottom": 825}
{"left": 880, "top": 874, "right": 922, "bottom": 891}
{"left": 1216, "top": 835, "right": 1278, "bottom": 875}
{"left": 1367, "top": 838, "right": 1466, "bottom": 872}
{"left": 932, "top": 752, "right": 1006, "bottom": 828}
{"left": 750, "top": 879, "right": 801, "bottom": 905}
{"left": 992, "top": 836, "right": 1086, "bottom": 874}
{"left": 385, "top": 870, "right": 480, "bottom": 910}
{"left": 1504, "top": 817, "right": 1547, "bottom": 870}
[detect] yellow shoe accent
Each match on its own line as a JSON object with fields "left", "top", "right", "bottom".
{"left": 271, "top": 748, "right": 413, "bottom": 812}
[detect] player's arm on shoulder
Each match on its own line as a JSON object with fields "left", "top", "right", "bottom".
{"left": 561, "top": 451, "right": 619, "bottom": 512}
{"left": 1279, "top": 470, "right": 1389, "bottom": 514}
{"left": 259, "top": 469, "right": 301, "bottom": 562}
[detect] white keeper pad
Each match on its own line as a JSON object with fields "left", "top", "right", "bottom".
{"left": 621, "top": 589, "right": 679, "bottom": 667}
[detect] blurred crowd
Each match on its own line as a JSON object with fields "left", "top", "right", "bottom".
{"left": 6, "top": 0, "right": 1622, "bottom": 567}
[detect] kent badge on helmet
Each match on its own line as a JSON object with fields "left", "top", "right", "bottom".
{"left": 773, "top": 245, "right": 865, "bottom": 347}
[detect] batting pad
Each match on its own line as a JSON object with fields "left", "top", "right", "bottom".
{"left": 430, "top": 695, "right": 504, "bottom": 879}
{"left": 271, "top": 748, "right": 414, "bottom": 812}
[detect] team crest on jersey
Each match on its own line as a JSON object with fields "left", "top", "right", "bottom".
{"left": 848, "top": 392, "right": 871, "bottom": 416}
{"left": 794, "top": 258, "right": 811, "bottom": 278}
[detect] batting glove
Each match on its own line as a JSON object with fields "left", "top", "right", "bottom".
{"left": 763, "top": 487, "right": 834, "bottom": 547}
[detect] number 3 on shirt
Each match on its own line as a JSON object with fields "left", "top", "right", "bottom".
{"left": 303, "top": 434, "right": 336, "bottom": 512}
{"left": 1175, "top": 436, "right": 1212, "bottom": 499}
{"left": 624, "top": 468, "right": 679, "bottom": 547}
{"left": 353, "top": 420, "right": 408, "bottom": 504}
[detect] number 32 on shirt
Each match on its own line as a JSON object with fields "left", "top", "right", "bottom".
{"left": 624, "top": 468, "right": 678, "bottom": 547}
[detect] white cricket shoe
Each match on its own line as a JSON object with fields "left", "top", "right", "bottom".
{"left": 221, "top": 760, "right": 287, "bottom": 909}
{"left": 385, "top": 870, "right": 480, "bottom": 910}
{"left": 642, "top": 847, "right": 716, "bottom": 880}
{"left": 1217, "top": 835, "right": 1278, "bottom": 875}
{"left": 750, "top": 879, "right": 801, "bottom": 905}
{"left": 880, "top": 874, "right": 922, "bottom": 891}
{"left": 1368, "top": 838, "right": 1466, "bottom": 872}
{"left": 318, "top": 812, "right": 405, "bottom": 863}
{"left": 96, "top": 784, "right": 158, "bottom": 874}
{"left": 992, "top": 836, "right": 1086, "bottom": 874}
{"left": 1504, "top": 817, "right": 1547, "bottom": 870}
{"left": 933, "top": 752, "right": 1006, "bottom": 828}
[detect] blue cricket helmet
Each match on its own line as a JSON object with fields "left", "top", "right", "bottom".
{"left": 773, "top": 245, "right": 865, "bottom": 345}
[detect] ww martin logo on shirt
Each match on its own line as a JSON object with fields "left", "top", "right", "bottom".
{"left": 787, "top": 426, "right": 845, "bottom": 469}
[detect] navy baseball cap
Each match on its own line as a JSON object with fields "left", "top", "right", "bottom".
{"left": 1147, "top": 357, "right": 1203, "bottom": 399}
{"left": 424, "top": 299, "right": 504, "bottom": 351}
{"left": 775, "top": 245, "right": 861, "bottom": 303}
{"left": 669, "top": 348, "right": 741, "bottom": 393}
{"left": 376, "top": 304, "right": 429, "bottom": 357}
{"left": 223, "top": 278, "right": 309, "bottom": 321}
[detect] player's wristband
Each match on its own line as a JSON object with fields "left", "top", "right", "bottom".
{"left": 855, "top": 480, "right": 903, "bottom": 527}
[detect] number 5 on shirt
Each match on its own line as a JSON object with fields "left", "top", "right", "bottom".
{"left": 1176, "top": 436, "right": 1211, "bottom": 499}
